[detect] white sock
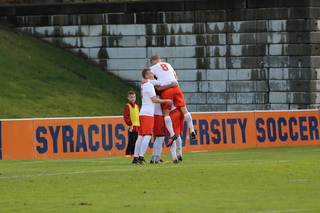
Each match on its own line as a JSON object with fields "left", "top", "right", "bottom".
{"left": 164, "top": 116, "right": 175, "bottom": 137}
{"left": 169, "top": 141, "right": 177, "bottom": 160}
{"left": 134, "top": 135, "right": 143, "bottom": 157}
{"left": 176, "top": 136, "right": 182, "bottom": 157}
{"left": 154, "top": 136, "right": 165, "bottom": 160}
{"left": 151, "top": 138, "right": 156, "bottom": 161}
{"left": 184, "top": 112, "right": 194, "bottom": 133}
{"left": 139, "top": 135, "right": 151, "bottom": 157}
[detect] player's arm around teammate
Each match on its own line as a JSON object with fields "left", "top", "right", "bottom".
{"left": 132, "top": 68, "right": 172, "bottom": 165}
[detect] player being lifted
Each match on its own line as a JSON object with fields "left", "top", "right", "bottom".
{"left": 150, "top": 54, "right": 196, "bottom": 146}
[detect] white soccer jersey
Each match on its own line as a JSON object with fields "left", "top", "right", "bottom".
{"left": 150, "top": 62, "right": 177, "bottom": 86}
{"left": 148, "top": 79, "right": 163, "bottom": 116}
{"left": 154, "top": 95, "right": 163, "bottom": 116}
{"left": 139, "top": 82, "right": 156, "bottom": 117}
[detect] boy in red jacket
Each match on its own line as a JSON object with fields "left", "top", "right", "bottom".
{"left": 123, "top": 91, "right": 140, "bottom": 157}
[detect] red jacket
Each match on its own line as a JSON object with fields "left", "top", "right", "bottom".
{"left": 123, "top": 101, "right": 140, "bottom": 132}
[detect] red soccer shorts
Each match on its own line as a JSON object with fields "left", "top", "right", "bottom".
{"left": 139, "top": 116, "right": 154, "bottom": 136}
{"left": 170, "top": 108, "right": 185, "bottom": 135}
{"left": 160, "top": 86, "right": 186, "bottom": 110}
{"left": 153, "top": 115, "right": 166, "bottom": 136}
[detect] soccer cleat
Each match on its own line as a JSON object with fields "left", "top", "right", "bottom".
{"left": 191, "top": 131, "right": 196, "bottom": 140}
{"left": 132, "top": 157, "right": 140, "bottom": 164}
{"left": 177, "top": 155, "right": 183, "bottom": 162}
{"left": 131, "top": 155, "right": 135, "bottom": 157}
{"left": 172, "top": 159, "right": 179, "bottom": 164}
{"left": 125, "top": 155, "right": 131, "bottom": 158}
{"left": 156, "top": 159, "right": 169, "bottom": 164}
{"left": 167, "top": 135, "right": 178, "bottom": 147}
{"left": 138, "top": 157, "right": 147, "bottom": 165}
{"left": 150, "top": 160, "right": 156, "bottom": 164}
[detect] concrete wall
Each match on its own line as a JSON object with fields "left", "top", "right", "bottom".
{"left": 1, "top": 0, "right": 320, "bottom": 112}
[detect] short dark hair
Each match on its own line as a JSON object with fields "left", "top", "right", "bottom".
{"left": 127, "top": 91, "right": 135, "bottom": 96}
{"left": 142, "top": 68, "right": 151, "bottom": 78}
{"left": 150, "top": 54, "right": 161, "bottom": 64}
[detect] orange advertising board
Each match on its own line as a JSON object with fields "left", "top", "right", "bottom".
{"left": 1, "top": 119, "right": 34, "bottom": 160}
{"left": 33, "top": 116, "right": 127, "bottom": 159}
{"left": 1, "top": 110, "right": 320, "bottom": 160}
{"left": 254, "top": 110, "right": 320, "bottom": 147}
{"left": 179, "top": 111, "right": 258, "bottom": 152}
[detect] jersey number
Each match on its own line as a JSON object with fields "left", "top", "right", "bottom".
{"left": 160, "top": 64, "right": 169, "bottom": 71}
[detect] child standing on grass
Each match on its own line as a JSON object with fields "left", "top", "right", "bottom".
{"left": 123, "top": 91, "right": 140, "bottom": 157}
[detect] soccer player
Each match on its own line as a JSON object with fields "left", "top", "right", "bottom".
{"left": 132, "top": 68, "right": 173, "bottom": 165}
{"left": 169, "top": 104, "right": 185, "bottom": 163}
{"left": 150, "top": 82, "right": 178, "bottom": 164}
{"left": 150, "top": 54, "right": 196, "bottom": 146}
{"left": 149, "top": 90, "right": 170, "bottom": 164}
{"left": 150, "top": 103, "right": 184, "bottom": 164}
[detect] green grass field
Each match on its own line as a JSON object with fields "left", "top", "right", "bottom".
{"left": 1, "top": 146, "right": 319, "bottom": 213}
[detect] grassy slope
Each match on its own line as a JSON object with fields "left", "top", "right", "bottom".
{"left": 0, "top": 27, "right": 141, "bottom": 119}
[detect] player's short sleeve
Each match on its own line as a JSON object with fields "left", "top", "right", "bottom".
{"left": 145, "top": 83, "right": 156, "bottom": 98}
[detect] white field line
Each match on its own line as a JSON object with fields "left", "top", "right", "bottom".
{"left": 0, "top": 160, "right": 293, "bottom": 179}
{"left": 1, "top": 149, "right": 319, "bottom": 164}
{"left": 196, "top": 149, "right": 320, "bottom": 156}
{"left": 0, "top": 157, "right": 121, "bottom": 165}
{"left": 256, "top": 208, "right": 317, "bottom": 213}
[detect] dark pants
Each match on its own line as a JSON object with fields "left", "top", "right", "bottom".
{"left": 126, "top": 131, "right": 138, "bottom": 155}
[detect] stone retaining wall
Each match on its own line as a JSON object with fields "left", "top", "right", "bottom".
{"left": 1, "top": 0, "right": 320, "bottom": 112}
